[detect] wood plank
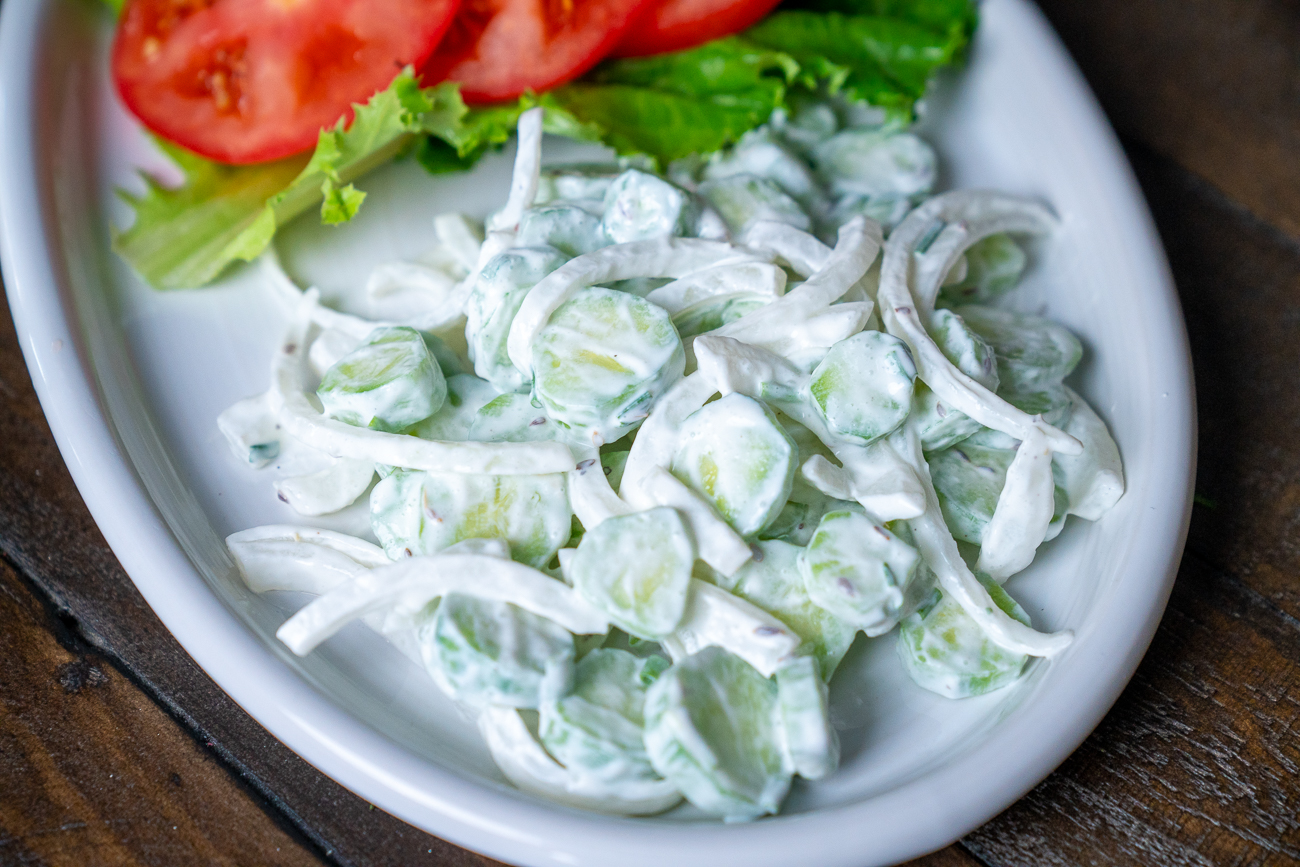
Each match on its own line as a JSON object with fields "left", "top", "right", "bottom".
{"left": 0, "top": 301, "right": 504, "bottom": 867}
{"left": 0, "top": 556, "right": 323, "bottom": 866}
{"left": 1038, "top": 0, "right": 1300, "bottom": 241}
{"left": 961, "top": 144, "right": 1300, "bottom": 866}
{"left": 1127, "top": 145, "right": 1300, "bottom": 625}
{"left": 902, "top": 846, "right": 988, "bottom": 867}
{"left": 966, "top": 551, "right": 1300, "bottom": 866}
{"left": 1, "top": 8, "right": 1298, "bottom": 864}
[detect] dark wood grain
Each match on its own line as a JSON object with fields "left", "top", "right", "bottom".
{"left": 0, "top": 300, "right": 503, "bottom": 864}
{"left": 1036, "top": 0, "right": 1300, "bottom": 629}
{"left": 0, "top": 556, "right": 320, "bottom": 865}
{"left": 1036, "top": 0, "right": 1300, "bottom": 243}
{"left": 0, "top": 272, "right": 973, "bottom": 865}
{"left": 2, "top": 1, "right": 1300, "bottom": 865}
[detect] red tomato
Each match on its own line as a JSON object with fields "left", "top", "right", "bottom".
{"left": 421, "top": 0, "right": 657, "bottom": 104}
{"left": 112, "top": 0, "right": 461, "bottom": 164}
{"left": 612, "top": 0, "right": 783, "bottom": 57}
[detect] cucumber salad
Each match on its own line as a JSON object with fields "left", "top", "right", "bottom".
{"left": 220, "top": 103, "right": 1124, "bottom": 821}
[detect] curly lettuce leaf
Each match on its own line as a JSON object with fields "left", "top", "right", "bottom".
{"left": 417, "top": 94, "right": 602, "bottom": 174}
{"left": 544, "top": 38, "right": 797, "bottom": 165}
{"left": 785, "top": 0, "right": 978, "bottom": 43}
{"left": 745, "top": 8, "right": 972, "bottom": 120}
{"left": 113, "top": 2, "right": 975, "bottom": 289}
{"left": 114, "top": 70, "right": 465, "bottom": 289}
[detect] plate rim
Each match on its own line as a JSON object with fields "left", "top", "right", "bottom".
{"left": 0, "top": 1, "right": 1196, "bottom": 864}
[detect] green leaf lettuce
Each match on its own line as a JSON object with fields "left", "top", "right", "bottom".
{"left": 113, "top": 2, "right": 976, "bottom": 289}
{"left": 113, "top": 69, "right": 466, "bottom": 290}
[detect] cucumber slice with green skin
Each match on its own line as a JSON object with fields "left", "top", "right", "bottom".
{"left": 896, "top": 578, "right": 1032, "bottom": 699}
{"left": 939, "top": 234, "right": 1027, "bottom": 306}
{"left": 535, "top": 166, "right": 621, "bottom": 205}
{"left": 812, "top": 130, "right": 936, "bottom": 201}
{"left": 532, "top": 288, "right": 685, "bottom": 448}
{"left": 466, "top": 247, "right": 570, "bottom": 394}
{"left": 775, "top": 655, "right": 838, "bottom": 780}
{"left": 698, "top": 174, "right": 813, "bottom": 237}
{"left": 799, "top": 509, "right": 921, "bottom": 634}
{"left": 714, "top": 540, "right": 857, "bottom": 681}
{"left": 317, "top": 326, "right": 446, "bottom": 434}
{"left": 808, "top": 331, "right": 917, "bottom": 446}
{"left": 824, "top": 193, "right": 912, "bottom": 235}
{"left": 601, "top": 170, "right": 699, "bottom": 244}
{"left": 421, "top": 332, "right": 469, "bottom": 379}
{"left": 929, "top": 438, "right": 1069, "bottom": 546}
{"left": 517, "top": 204, "right": 610, "bottom": 257}
{"left": 369, "top": 470, "right": 571, "bottom": 568}
{"left": 671, "top": 297, "right": 768, "bottom": 340}
{"left": 419, "top": 592, "right": 575, "bottom": 709}
{"left": 468, "top": 393, "right": 564, "bottom": 444}
{"left": 645, "top": 262, "right": 786, "bottom": 316}
{"left": 480, "top": 706, "right": 682, "bottom": 815}
{"left": 914, "top": 309, "right": 1000, "bottom": 453}
{"left": 539, "top": 649, "right": 669, "bottom": 785}
{"left": 670, "top": 394, "right": 797, "bottom": 538}
{"left": 757, "top": 500, "right": 821, "bottom": 547}
{"left": 600, "top": 449, "right": 630, "bottom": 492}
{"left": 703, "top": 128, "right": 824, "bottom": 208}
{"left": 643, "top": 646, "right": 792, "bottom": 821}
{"left": 956, "top": 305, "right": 1082, "bottom": 408}
{"left": 410, "top": 374, "right": 499, "bottom": 443}
{"left": 570, "top": 508, "right": 695, "bottom": 640}
{"left": 217, "top": 393, "right": 280, "bottom": 467}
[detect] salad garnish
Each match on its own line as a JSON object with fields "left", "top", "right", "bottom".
{"left": 107, "top": 0, "right": 977, "bottom": 289}
{"left": 101, "top": 0, "right": 1125, "bottom": 824}
{"left": 211, "top": 89, "right": 1125, "bottom": 819}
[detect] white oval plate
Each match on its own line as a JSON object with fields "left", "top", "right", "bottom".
{"left": 0, "top": 1, "right": 1195, "bottom": 865}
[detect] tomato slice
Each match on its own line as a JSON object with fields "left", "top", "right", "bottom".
{"left": 112, "top": 0, "right": 461, "bottom": 164}
{"left": 612, "top": 0, "right": 783, "bottom": 57}
{"left": 421, "top": 0, "right": 657, "bottom": 104}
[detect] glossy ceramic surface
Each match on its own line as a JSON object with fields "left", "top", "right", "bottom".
{"left": 0, "top": 1, "right": 1195, "bottom": 864}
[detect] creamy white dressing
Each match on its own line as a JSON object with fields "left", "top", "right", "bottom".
{"left": 479, "top": 706, "right": 683, "bottom": 815}
{"left": 219, "top": 105, "right": 1125, "bottom": 822}
{"left": 661, "top": 580, "right": 800, "bottom": 678}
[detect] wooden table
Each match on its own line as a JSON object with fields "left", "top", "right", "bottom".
{"left": 2, "top": 2, "right": 1298, "bottom": 864}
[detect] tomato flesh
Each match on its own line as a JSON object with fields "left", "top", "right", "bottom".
{"left": 421, "top": 0, "right": 657, "bottom": 104}
{"left": 612, "top": 0, "right": 783, "bottom": 57}
{"left": 113, "top": 0, "right": 461, "bottom": 164}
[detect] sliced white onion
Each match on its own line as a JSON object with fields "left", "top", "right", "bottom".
{"left": 488, "top": 106, "right": 545, "bottom": 234}
{"left": 507, "top": 238, "right": 770, "bottom": 375}
{"left": 877, "top": 191, "right": 1081, "bottom": 455}
{"left": 645, "top": 261, "right": 787, "bottom": 314}
{"left": 479, "top": 706, "right": 683, "bottom": 815}
{"left": 641, "top": 467, "right": 752, "bottom": 577}
{"left": 276, "top": 552, "right": 610, "bottom": 655}
{"left": 434, "top": 212, "right": 485, "bottom": 273}
{"left": 740, "top": 220, "right": 832, "bottom": 277}
{"left": 1056, "top": 387, "right": 1126, "bottom": 521}
{"left": 711, "top": 216, "right": 880, "bottom": 351}
{"left": 269, "top": 292, "right": 575, "bottom": 475}
{"left": 568, "top": 450, "right": 636, "bottom": 530}
{"left": 620, "top": 371, "right": 719, "bottom": 510}
{"left": 227, "top": 525, "right": 388, "bottom": 595}
{"left": 801, "top": 436, "right": 925, "bottom": 522}
{"left": 662, "top": 580, "right": 801, "bottom": 678}
{"left": 897, "top": 421, "right": 1073, "bottom": 658}
{"left": 365, "top": 261, "right": 462, "bottom": 330}
{"left": 976, "top": 426, "right": 1056, "bottom": 580}
{"left": 273, "top": 458, "right": 375, "bottom": 517}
